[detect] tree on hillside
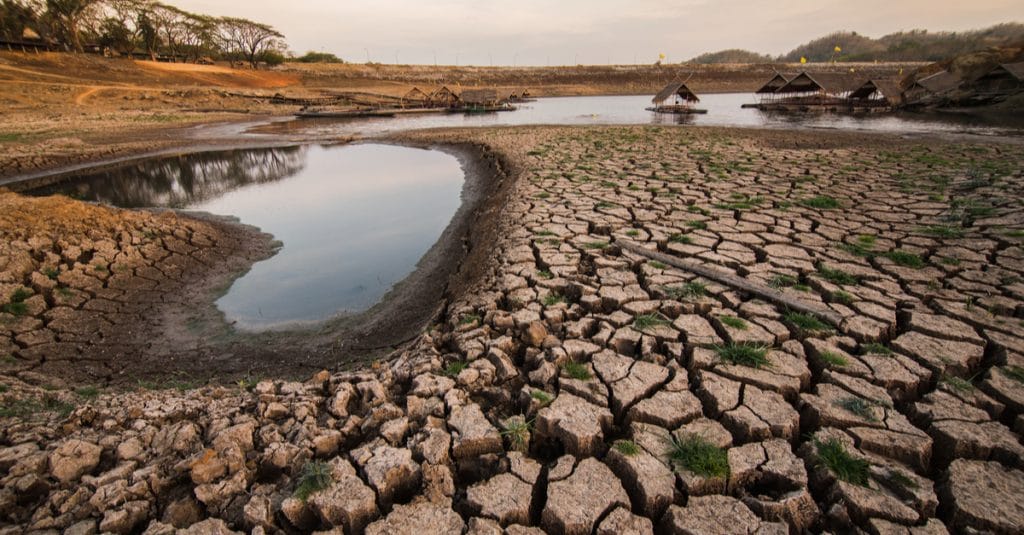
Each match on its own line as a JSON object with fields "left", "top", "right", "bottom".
{"left": 44, "top": 0, "right": 103, "bottom": 52}
{"left": 0, "top": 0, "right": 45, "bottom": 40}
{"left": 216, "top": 17, "right": 284, "bottom": 69}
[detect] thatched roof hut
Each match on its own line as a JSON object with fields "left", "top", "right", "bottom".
{"left": 428, "top": 86, "right": 460, "bottom": 107}
{"left": 910, "top": 71, "right": 961, "bottom": 94}
{"left": 775, "top": 72, "right": 862, "bottom": 97}
{"left": 972, "top": 62, "right": 1024, "bottom": 95}
{"left": 755, "top": 73, "right": 793, "bottom": 94}
{"left": 848, "top": 79, "right": 904, "bottom": 107}
{"left": 652, "top": 81, "right": 700, "bottom": 106}
{"left": 460, "top": 89, "right": 501, "bottom": 107}
{"left": 401, "top": 87, "right": 429, "bottom": 107}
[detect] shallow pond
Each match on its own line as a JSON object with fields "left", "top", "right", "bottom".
{"left": 30, "top": 144, "right": 465, "bottom": 330}
{"left": 286, "top": 93, "right": 1024, "bottom": 138}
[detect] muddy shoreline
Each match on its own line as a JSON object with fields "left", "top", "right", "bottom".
{"left": 1, "top": 136, "right": 512, "bottom": 385}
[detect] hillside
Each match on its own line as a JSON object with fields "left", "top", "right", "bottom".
{"left": 780, "top": 23, "right": 1024, "bottom": 62}
{"left": 688, "top": 49, "right": 775, "bottom": 64}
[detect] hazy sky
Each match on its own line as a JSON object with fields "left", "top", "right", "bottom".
{"left": 171, "top": 0, "right": 1019, "bottom": 65}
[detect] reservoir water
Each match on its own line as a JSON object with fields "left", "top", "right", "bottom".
{"left": 30, "top": 144, "right": 465, "bottom": 330}
{"left": 278, "top": 93, "right": 1024, "bottom": 138}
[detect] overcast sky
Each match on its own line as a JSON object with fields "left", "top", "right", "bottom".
{"left": 170, "top": 0, "right": 1020, "bottom": 65}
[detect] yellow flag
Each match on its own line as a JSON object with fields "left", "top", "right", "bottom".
{"left": 800, "top": 56, "right": 807, "bottom": 64}
{"left": 834, "top": 45, "right": 842, "bottom": 53}
{"left": 659, "top": 53, "right": 666, "bottom": 60}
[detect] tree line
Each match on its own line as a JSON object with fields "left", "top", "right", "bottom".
{"left": 689, "top": 23, "right": 1024, "bottom": 64}
{"left": 0, "top": 0, "right": 287, "bottom": 68}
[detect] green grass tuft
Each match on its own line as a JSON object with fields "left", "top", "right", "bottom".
{"left": 801, "top": 195, "right": 842, "bottom": 209}
{"left": 444, "top": 361, "right": 468, "bottom": 377}
{"left": 769, "top": 274, "right": 798, "bottom": 289}
{"left": 668, "top": 435, "right": 730, "bottom": 478}
{"left": 561, "top": 361, "right": 592, "bottom": 381}
{"left": 819, "top": 351, "right": 848, "bottom": 367}
{"left": 669, "top": 233, "right": 693, "bottom": 245}
{"left": 714, "top": 343, "right": 770, "bottom": 368}
{"left": 530, "top": 390, "right": 553, "bottom": 406}
{"left": 1002, "top": 366, "right": 1024, "bottom": 384}
{"left": 686, "top": 220, "right": 707, "bottom": 230}
{"left": 501, "top": 417, "right": 532, "bottom": 452}
{"left": 920, "top": 225, "right": 964, "bottom": 239}
{"left": 836, "top": 397, "right": 878, "bottom": 421}
{"left": 662, "top": 282, "right": 707, "bottom": 300}
{"left": 633, "top": 314, "right": 670, "bottom": 331}
{"left": 542, "top": 293, "right": 566, "bottom": 307}
{"left": 784, "top": 311, "right": 833, "bottom": 333}
{"left": 648, "top": 261, "right": 668, "bottom": 270}
{"left": 860, "top": 343, "right": 893, "bottom": 355}
{"left": 293, "top": 460, "right": 333, "bottom": 501}
{"left": 613, "top": 440, "right": 641, "bottom": 456}
{"left": 459, "top": 313, "right": 481, "bottom": 325}
{"left": 832, "top": 290, "right": 855, "bottom": 305}
{"left": 581, "top": 241, "right": 610, "bottom": 250}
{"left": 817, "top": 265, "right": 860, "bottom": 286}
{"left": 940, "top": 375, "right": 975, "bottom": 392}
{"left": 882, "top": 250, "right": 926, "bottom": 269}
{"left": 815, "top": 438, "right": 870, "bottom": 486}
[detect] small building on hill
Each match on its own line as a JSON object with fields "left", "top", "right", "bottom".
{"left": 971, "top": 62, "right": 1024, "bottom": 96}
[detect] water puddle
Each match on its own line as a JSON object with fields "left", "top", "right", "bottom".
{"left": 30, "top": 144, "right": 465, "bottom": 330}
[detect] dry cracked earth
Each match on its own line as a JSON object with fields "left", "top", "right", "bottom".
{"left": 2, "top": 125, "right": 1024, "bottom": 534}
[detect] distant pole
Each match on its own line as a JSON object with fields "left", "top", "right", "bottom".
{"left": 433, "top": 51, "right": 437, "bottom": 66}
{"left": 395, "top": 51, "right": 399, "bottom": 64}
{"left": 514, "top": 52, "right": 518, "bottom": 67}
{"left": 456, "top": 52, "right": 459, "bottom": 66}
{"left": 364, "top": 48, "right": 369, "bottom": 63}
{"left": 634, "top": 52, "right": 637, "bottom": 65}
{"left": 574, "top": 53, "right": 578, "bottom": 65}
{"left": 489, "top": 52, "right": 493, "bottom": 66}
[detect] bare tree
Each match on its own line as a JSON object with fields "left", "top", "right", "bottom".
{"left": 216, "top": 17, "right": 283, "bottom": 69}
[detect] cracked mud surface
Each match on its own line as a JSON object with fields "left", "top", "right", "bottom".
{"left": 2, "top": 125, "right": 1024, "bottom": 534}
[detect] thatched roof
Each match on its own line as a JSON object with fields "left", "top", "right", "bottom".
{"left": 460, "top": 88, "right": 499, "bottom": 105}
{"left": 848, "top": 79, "right": 903, "bottom": 104}
{"left": 652, "top": 81, "right": 700, "bottom": 105}
{"left": 403, "top": 87, "right": 429, "bottom": 101}
{"left": 977, "top": 62, "right": 1024, "bottom": 82}
{"left": 429, "top": 86, "right": 459, "bottom": 99}
{"left": 755, "top": 73, "right": 794, "bottom": 94}
{"left": 775, "top": 72, "right": 863, "bottom": 95}
{"left": 911, "top": 71, "right": 960, "bottom": 94}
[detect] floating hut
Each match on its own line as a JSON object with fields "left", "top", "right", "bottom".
{"left": 648, "top": 81, "right": 706, "bottom": 114}
{"left": 428, "top": 86, "right": 460, "bottom": 108}
{"left": 457, "top": 89, "right": 514, "bottom": 112}
{"left": 903, "top": 71, "right": 961, "bottom": 105}
{"left": 846, "top": 79, "right": 904, "bottom": 111}
{"left": 773, "top": 72, "right": 861, "bottom": 104}
{"left": 401, "top": 87, "right": 429, "bottom": 108}
{"left": 753, "top": 73, "right": 793, "bottom": 104}
{"left": 971, "top": 62, "right": 1024, "bottom": 97}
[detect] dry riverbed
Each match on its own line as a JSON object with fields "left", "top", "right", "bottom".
{"left": 2, "top": 125, "right": 1024, "bottom": 533}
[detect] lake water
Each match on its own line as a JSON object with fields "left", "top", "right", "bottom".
{"left": 279, "top": 93, "right": 1024, "bottom": 138}
{"left": 31, "top": 144, "right": 465, "bottom": 330}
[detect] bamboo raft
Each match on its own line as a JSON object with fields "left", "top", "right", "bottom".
{"left": 646, "top": 105, "right": 708, "bottom": 115}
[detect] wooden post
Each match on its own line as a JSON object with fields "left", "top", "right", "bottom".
{"left": 615, "top": 238, "right": 847, "bottom": 330}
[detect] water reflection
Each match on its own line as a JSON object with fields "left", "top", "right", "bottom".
{"left": 275, "top": 93, "right": 1024, "bottom": 138}
{"left": 31, "top": 144, "right": 465, "bottom": 331}
{"left": 32, "top": 147, "right": 309, "bottom": 208}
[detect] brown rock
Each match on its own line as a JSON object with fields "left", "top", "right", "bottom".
{"left": 941, "top": 459, "right": 1024, "bottom": 534}
{"left": 308, "top": 458, "right": 380, "bottom": 533}
{"left": 596, "top": 506, "right": 654, "bottom": 534}
{"left": 449, "top": 403, "right": 503, "bottom": 459}
{"left": 49, "top": 439, "right": 102, "bottom": 484}
{"left": 535, "top": 392, "right": 613, "bottom": 456}
{"left": 467, "top": 473, "right": 534, "bottom": 526}
{"left": 659, "top": 495, "right": 784, "bottom": 535}
{"left": 364, "top": 500, "right": 465, "bottom": 535}
{"left": 542, "top": 458, "right": 629, "bottom": 535}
